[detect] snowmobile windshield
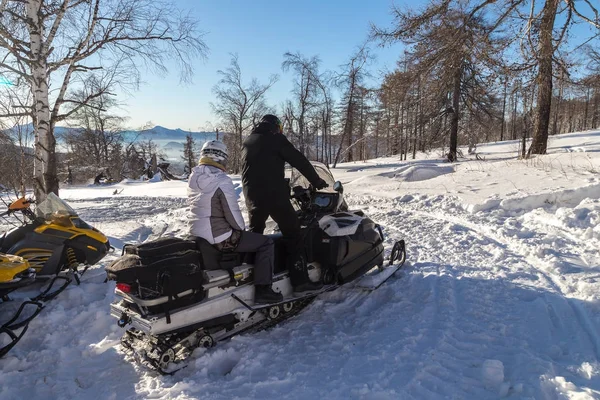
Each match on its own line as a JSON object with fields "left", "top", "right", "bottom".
{"left": 287, "top": 162, "right": 336, "bottom": 192}
{"left": 34, "top": 193, "right": 79, "bottom": 221}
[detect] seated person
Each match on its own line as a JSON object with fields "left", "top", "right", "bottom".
{"left": 188, "top": 140, "right": 283, "bottom": 304}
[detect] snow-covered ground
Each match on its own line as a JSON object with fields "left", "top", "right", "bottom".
{"left": 1, "top": 131, "right": 600, "bottom": 399}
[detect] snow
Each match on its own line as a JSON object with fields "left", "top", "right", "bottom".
{"left": 481, "top": 359, "right": 504, "bottom": 388}
{"left": 2, "top": 131, "right": 600, "bottom": 399}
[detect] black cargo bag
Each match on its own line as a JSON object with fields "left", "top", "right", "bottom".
{"left": 106, "top": 247, "right": 205, "bottom": 321}
{"left": 106, "top": 249, "right": 203, "bottom": 293}
{"left": 122, "top": 237, "right": 198, "bottom": 259}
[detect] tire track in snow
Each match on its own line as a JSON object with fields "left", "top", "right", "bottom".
{"left": 403, "top": 205, "right": 600, "bottom": 363}
{"left": 347, "top": 193, "right": 600, "bottom": 397}
{"left": 350, "top": 197, "right": 519, "bottom": 398}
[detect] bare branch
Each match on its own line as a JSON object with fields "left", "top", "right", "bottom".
{"left": 0, "top": 111, "right": 31, "bottom": 118}
{"left": 565, "top": 0, "right": 600, "bottom": 28}
{"left": 44, "top": 0, "right": 70, "bottom": 52}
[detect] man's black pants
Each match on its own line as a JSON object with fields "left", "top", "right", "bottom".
{"left": 246, "top": 197, "right": 309, "bottom": 286}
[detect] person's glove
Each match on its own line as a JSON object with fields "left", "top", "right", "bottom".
{"left": 313, "top": 178, "right": 328, "bottom": 190}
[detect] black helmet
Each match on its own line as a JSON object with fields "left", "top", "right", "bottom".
{"left": 261, "top": 114, "right": 283, "bottom": 134}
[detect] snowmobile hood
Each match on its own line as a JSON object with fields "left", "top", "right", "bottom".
{"left": 0, "top": 254, "right": 30, "bottom": 282}
{"left": 188, "top": 165, "right": 226, "bottom": 193}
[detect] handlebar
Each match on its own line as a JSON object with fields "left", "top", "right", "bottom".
{"left": 290, "top": 185, "right": 313, "bottom": 202}
{"left": 1, "top": 197, "right": 35, "bottom": 220}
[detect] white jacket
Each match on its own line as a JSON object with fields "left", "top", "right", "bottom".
{"left": 188, "top": 165, "right": 246, "bottom": 244}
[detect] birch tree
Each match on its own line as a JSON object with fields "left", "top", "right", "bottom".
{"left": 0, "top": 0, "right": 207, "bottom": 200}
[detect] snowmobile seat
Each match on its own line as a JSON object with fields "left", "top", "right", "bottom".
{"left": 194, "top": 237, "right": 242, "bottom": 271}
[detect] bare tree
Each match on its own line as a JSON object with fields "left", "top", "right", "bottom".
{"left": 211, "top": 54, "right": 278, "bottom": 172}
{"left": 466, "top": 0, "right": 599, "bottom": 156}
{"left": 62, "top": 88, "right": 127, "bottom": 181}
{"left": 0, "top": 0, "right": 208, "bottom": 200}
{"left": 282, "top": 52, "right": 328, "bottom": 157}
{"left": 0, "top": 86, "right": 33, "bottom": 195}
{"left": 373, "top": 2, "right": 505, "bottom": 162}
{"left": 333, "top": 44, "right": 372, "bottom": 167}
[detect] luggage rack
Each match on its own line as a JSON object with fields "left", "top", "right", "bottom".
{"left": 115, "top": 265, "right": 256, "bottom": 311}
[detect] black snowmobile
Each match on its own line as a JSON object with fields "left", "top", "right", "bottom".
{"left": 0, "top": 193, "right": 111, "bottom": 357}
{"left": 107, "top": 163, "right": 406, "bottom": 374}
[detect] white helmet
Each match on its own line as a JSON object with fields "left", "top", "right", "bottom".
{"left": 200, "top": 140, "right": 228, "bottom": 165}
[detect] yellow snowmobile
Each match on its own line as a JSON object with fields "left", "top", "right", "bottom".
{"left": 0, "top": 193, "right": 110, "bottom": 282}
{"left": 0, "top": 193, "right": 110, "bottom": 357}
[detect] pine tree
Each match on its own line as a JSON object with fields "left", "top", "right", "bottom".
{"left": 182, "top": 133, "right": 197, "bottom": 176}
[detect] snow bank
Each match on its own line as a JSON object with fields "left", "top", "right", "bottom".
{"left": 378, "top": 164, "right": 454, "bottom": 182}
{"left": 499, "top": 182, "right": 600, "bottom": 213}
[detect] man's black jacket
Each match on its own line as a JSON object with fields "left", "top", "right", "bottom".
{"left": 241, "top": 123, "right": 321, "bottom": 207}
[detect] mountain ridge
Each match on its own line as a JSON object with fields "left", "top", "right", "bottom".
{"left": 2, "top": 123, "right": 216, "bottom": 140}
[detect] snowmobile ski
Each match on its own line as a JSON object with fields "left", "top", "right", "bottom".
{"left": 0, "top": 275, "right": 71, "bottom": 357}
{"left": 355, "top": 240, "right": 406, "bottom": 291}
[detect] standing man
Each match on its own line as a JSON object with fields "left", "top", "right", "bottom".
{"left": 241, "top": 114, "right": 328, "bottom": 293}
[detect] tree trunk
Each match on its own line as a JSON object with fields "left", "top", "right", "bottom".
{"left": 333, "top": 83, "right": 356, "bottom": 167}
{"left": 412, "top": 98, "right": 418, "bottom": 160}
{"left": 583, "top": 87, "right": 590, "bottom": 131}
{"left": 592, "top": 89, "right": 599, "bottom": 129}
{"left": 28, "top": 0, "right": 58, "bottom": 201}
{"left": 511, "top": 89, "right": 518, "bottom": 140}
{"left": 385, "top": 111, "right": 391, "bottom": 156}
{"left": 500, "top": 80, "right": 507, "bottom": 141}
{"left": 522, "top": 91, "right": 531, "bottom": 158}
{"left": 374, "top": 117, "right": 380, "bottom": 158}
{"left": 552, "top": 73, "right": 564, "bottom": 135}
{"left": 528, "top": 0, "right": 559, "bottom": 156}
{"left": 395, "top": 101, "right": 402, "bottom": 156}
{"left": 568, "top": 103, "right": 574, "bottom": 132}
{"left": 449, "top": 66, "right": 462, "bottom": 162}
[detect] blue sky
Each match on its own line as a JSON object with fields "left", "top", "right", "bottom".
{"left": 118, "top": 0, "right": 598, "bottom": 131}
{"left": 118, "top": 0, "right": 407, "bottom": 130}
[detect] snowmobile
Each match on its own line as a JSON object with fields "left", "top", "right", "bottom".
{"left": 0, "top": 193, "right": 110, "bottom": 357}
{"left": 108, "top": 163, "right": 406, "bottom": 374}
{"left": 0, "top": 193, "right": 110, "bottom": 282}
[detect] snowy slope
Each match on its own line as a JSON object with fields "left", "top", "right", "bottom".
{"left": 1, "top": 131, "right": 600, "bottom": 399}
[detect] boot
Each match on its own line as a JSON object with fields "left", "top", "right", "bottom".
{"left": 293, "top": 280, "right": 324, "bottom": 294}
{"left": 255, "top": 284, "right": 283, "bottom": 304}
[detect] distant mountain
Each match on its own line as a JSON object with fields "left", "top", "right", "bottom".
{"left": 117, "top": 126, "right": 215, "bottom": 146}
{"left": 2, "top": 124, "right": 216, "bottom": 144}
{"left": 1, "top": 124, "right": 216, "bottom": 164}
